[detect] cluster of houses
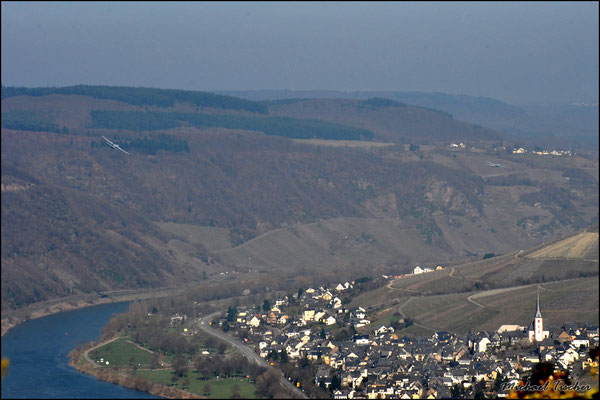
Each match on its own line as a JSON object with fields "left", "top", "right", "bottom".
{"left": 171, "top": 281, "right": 600, "bottom": 400}
{"left": 206, "top": 284, "right": 598, "bottom": 399}
{"left": 412, "top": 265, "right": 444, "bottom": 275}
{"left": 512, "top": 147, "right": 572, "bottom": 156}
{"left": 225, "top": 282, "right": 358, "bottom": 332}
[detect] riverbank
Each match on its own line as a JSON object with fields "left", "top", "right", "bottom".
{"left": 1, "top": 285, "right": 191, "bottom": 336}
{"left": 68, "top": 337, "right": 202, "bottom": 399}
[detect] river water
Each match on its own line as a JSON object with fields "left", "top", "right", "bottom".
{"left": 1, "top": 301, "right": 158, "bottom": 399}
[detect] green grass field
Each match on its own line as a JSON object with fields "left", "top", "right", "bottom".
{"left": 135, "top": 370, "right": 257, "bottom": 399}
{"left": 91, "top": 338, "right": 153, "bottom": 366}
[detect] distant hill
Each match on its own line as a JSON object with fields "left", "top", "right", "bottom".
{"left": 2, "top": 85, "right": 268, "bottom": 114}
{"left": 218, "top": 89, "right": 527, "bottom": 123}
{"left": 219, "top": 90, "right": 598, "bottom": 150}
{"left": 266, "top": 98, "right": 502, "bottom": 144}
{"left": 1, "top": 87, "right": 598, "bottom": 311}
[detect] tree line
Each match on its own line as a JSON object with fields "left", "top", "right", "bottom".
{"left": 1, "top": 110, "right": 61, "bottom": 133}
{"left": 89, "top": 110, "right": 375, "bottom": 141}
{"left": 1, "top": 84, "right": 268, "bottom": 113}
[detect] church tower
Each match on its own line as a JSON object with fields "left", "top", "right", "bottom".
{"left": 528, "top": 290, "right": 549, "bottom": 342}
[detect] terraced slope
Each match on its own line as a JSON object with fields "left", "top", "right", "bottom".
{"left": 351, "top": 227, "right": 598, "bottom": 335}
{"left": 525, "top": 229, "right": 598, "bottom": 260}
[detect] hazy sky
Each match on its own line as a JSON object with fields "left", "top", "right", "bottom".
{"left": 2, "top": 1, "right": 598, "bottom": 105}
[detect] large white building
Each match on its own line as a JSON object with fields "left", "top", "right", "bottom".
{"left": 528, "top": 292, "right": 549, "bottom": 342}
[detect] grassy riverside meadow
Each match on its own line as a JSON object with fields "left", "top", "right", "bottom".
{"left": 135, "top": 371, "right": 257, "bottom": 399}
{"left": 75, "top": 331, "right": 260, "bottom": 399}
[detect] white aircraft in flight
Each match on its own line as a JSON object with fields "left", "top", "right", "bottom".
{"left": 486, "top": 161, "right": 501, "bottom": 167}
{"left": 102, "top": 136, "right": 130, "bottom": 155}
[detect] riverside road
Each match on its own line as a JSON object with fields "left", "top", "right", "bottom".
{"left": 196, "top": 312, "right": 308, "bottom": 398}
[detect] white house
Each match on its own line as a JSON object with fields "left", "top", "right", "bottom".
{"left": 572, "top": 337, "right": 590, "bottom": 348}
{"left": 275, "top": 297, "right": 287, "bottom": 306}
{"left": 413, "top": 266, "right": 424, "bottom": 274}
{"left": 236, "top": 311, "right": 247, "bottom": 323}
{"left": 497, "top": 325, "right": 525, "bottom": 333}
{"left": 558, "top": 347, "right": 579, "bottom": 367}
{"left": 332, "top": 297, "right": 342, "bottom": 309}
{"left": 271, "top": 305, "right": 281, "bottom": 314}
{"left": 250, "top": 316, "right": 261, "bottom": 327}
{"left": 478, "top": 337, "right": 491, "bottom": 353}
{"left": 314, "top": 310, "right": 327, "bottom": 322}
{"left": 325, "top": 316, "right": 337, "bottom": 326}
{"left": 303, "top": 309, "right": 315, "bottom": 322}
{"left": 374, "top": 326, "right": 394, "bottom": 335}
{"left": 354, "top": 335, "right": 371, "bottom": 345}
{"left": 354, "top": 307, "right": 367, "bottom": 319}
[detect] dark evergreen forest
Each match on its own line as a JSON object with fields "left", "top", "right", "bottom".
{"left": 1, "top": 85, "right": 268, "bottom": 113}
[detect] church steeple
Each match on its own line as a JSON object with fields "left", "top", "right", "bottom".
{"left": 535, "top": 291, "right": 542, "bottom": 319}
{"left": 528, "top": 288, "right": 548, "bottom": 342}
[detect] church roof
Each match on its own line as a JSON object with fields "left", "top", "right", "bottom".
{"left": 528, "top": 292, "right": 543, "bottom": 333}
{"left": 535, "top": 292, "right": 542, "bottom": 319}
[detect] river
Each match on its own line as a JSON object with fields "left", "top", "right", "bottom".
{"left": 1, "top": 301, "right": 158, "bottom": 399}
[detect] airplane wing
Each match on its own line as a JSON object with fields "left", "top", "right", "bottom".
{"left": 102, "top": 136, "right": 129, "bottom": 154}
{"left": 116, "top": 146, "right": 130, "bottom": 155}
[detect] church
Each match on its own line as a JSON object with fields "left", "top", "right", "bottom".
{"left": 527, "top": 292, "right": 550, "bottom": 342}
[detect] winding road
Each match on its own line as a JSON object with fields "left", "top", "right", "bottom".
{"left": 196, "top": 312, "right": 307, "bottom": 399}
{"left": 396, "top": 297, "right": 435, "bottom": 332}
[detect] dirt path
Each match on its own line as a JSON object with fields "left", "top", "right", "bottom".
{"left": 466, "top": 294, "right": 488, "bottom": 309}
{"left": 83, "top": 336, "right": 121, "bottom": 365}
{"left": 396, "top": 297, "right": 435, "bottom": 332}
{"left": 386, "top": 279, "right": 421, "bottom": 292}
{"left": 125, "top": 339, "right": 155, "bottom": 354}
{"left": 82, "top": 336, "right": 155, "bottom": 367}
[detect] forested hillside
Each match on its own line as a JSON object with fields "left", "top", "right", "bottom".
{"left": 1, "top": 87, "right": 597, "bottom": 311}
{"left": 267, "top": 98, "right": 502, "bottom": 143}
{"left": 89, "top": 110, "right": 374, "bottom": 140}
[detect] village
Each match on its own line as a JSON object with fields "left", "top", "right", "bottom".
{"left": 447, "top": 142, "right": 573, "bottom": 156}
{"left": 176, "top": 276, "right": 598, "bottom": 399}
{"left": 182, "top": 278, "right": 599, "bottom": 399}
